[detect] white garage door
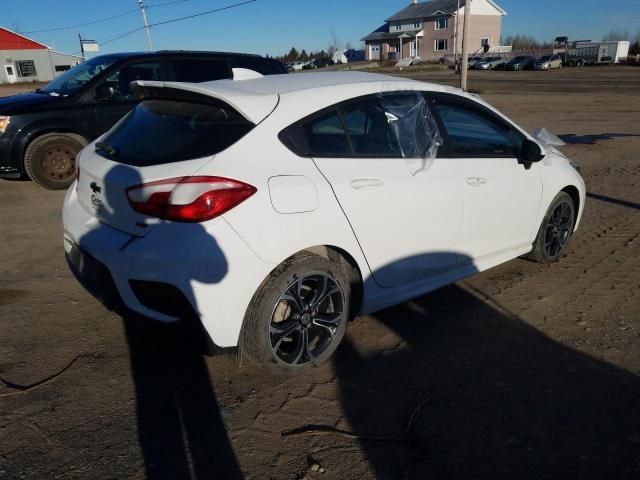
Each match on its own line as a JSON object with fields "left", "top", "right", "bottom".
{"left": 370, "top": 44, "right": 381, "bottom": 60}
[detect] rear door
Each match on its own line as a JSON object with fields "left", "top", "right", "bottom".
{"left": 307, "top": 92, "right": 463, "bottom": 288}
{"left": 167, "top": 56, "right": 232, "bottom": 83}
{"left": 430, "top": 93, "right": 542, "bottom": 262}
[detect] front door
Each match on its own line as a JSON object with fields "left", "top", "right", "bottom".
{"left": 4, "top": 65, "right": 17, "bottom": 84}
{"left": 94, "top": 60, "right": 166, "bottom": 135}
{"left": 309, "top": 92, "right": 463, "bottom": 288}
{"left": 431, "top": 93, "right": 543, "bottom": 262}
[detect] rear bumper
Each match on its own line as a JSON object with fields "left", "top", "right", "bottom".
{"left": 63, "top": 182, "right": 274, "bottom": 348}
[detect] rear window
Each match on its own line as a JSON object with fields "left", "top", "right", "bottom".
{"left": 97, "top": 99, "right": 254, "bottom": 166}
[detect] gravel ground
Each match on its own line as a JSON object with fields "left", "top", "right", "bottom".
{"left": 1, "top": 68, "right": 639, "bottom": 480}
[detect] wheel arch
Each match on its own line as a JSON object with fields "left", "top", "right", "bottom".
{"left": 561, "top": 185, "right": 581, "bottom": 225}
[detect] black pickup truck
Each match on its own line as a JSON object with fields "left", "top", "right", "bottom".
{"left": 0, "top": 51, "right": 286, "bottom": 189}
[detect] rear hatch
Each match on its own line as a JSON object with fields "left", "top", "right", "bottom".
{"left": 77, "top": 84, "right": 275, "bottom": 236}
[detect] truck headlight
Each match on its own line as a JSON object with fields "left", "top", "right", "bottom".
{"left": 0, "top": 116, "right": 9, "bottom": 134}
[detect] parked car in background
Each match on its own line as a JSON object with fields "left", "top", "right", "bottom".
{"left": 475, "top": 57, "right": 506, "bottom": 70}
{"left": 0, "top": 51, "right": 287, "bottom": 189}
{"left": 504, "top": 56, "right": 535, "bottom": 71}
{"left": 534, "top": 54, "right": 563, "bottom": 70}
{"left": 312, "top": 58, "right": 332, "bottom": 69}
{"left": 64, "top": 72, "right": 585, "bottom": 372}
{"left": 288, "top": 61, "right": 305, "bottom": 71}
{"left": 467, "top": 56, "right": 484, "bottom": 69}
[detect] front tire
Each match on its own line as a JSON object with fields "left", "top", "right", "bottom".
{"left": 526, "top": 192, "right": 575, "bottom": 263}
{"left": 24, "top": 133, "right": 87, "bottom": 190}
{"left": 241, "top": 252, "right": 350, "bottom": 373}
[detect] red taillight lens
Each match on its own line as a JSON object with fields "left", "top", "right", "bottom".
{"left": 126, "top": 176, "right": 256, "bottom": 223}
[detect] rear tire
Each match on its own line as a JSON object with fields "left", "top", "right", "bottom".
{"left": 526, "top": 192, "right": 575, "bottom": 264}
{"left": 24, "top": 132, "right": 87, "bottom": 190}
{"left": 241, "top": 252, "right": 350, "bottom": 374}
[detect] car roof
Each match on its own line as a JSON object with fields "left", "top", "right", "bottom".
{"left": 134, "top": 72, "right": 460, "bottom": 123}
{"left": 99, "top": 50, "right": 274, "bottom": 61}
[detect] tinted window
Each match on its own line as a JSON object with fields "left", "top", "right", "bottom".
{"left": 41, "top": 55, "right": 116, "bottom": 95}
{"left": 433, "top": 98, "right": 523, "bottom": 157}
{"left": 304, "top": 109, "right": 350, "bottom": 156}
{"left": 97, "top": 100, "right": 254, "bottom": 166}
{"left": 103, "top": 62, "right": 164, "bottom": 100}
{"left": 235, "top": 56, "right": 286, "bottom": 75}
{"left": 171, "top": 59, "right": 230, "bottom": 82}
{"left": 341, "top": 97, "right": 401, "bottom": 157}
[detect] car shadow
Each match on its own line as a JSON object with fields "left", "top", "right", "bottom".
{"left": 587, "top": 192, "right": 640, "bottom": 211}
{"left": 74, "top": 164, "right": 242, "bottom": 479}
{"left": 333, "top": 269, "right": 640, "bottom": 479}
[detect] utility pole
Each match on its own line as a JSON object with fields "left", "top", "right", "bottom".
{"left": 453, "top": 0, "right": 460, "bottom": 67}
{"left": 137, "top": 0, "right": 153, "bottom": 51}
{"left": 78, "top": 34, "right": 85, "bottom": 60}
{"left": 460, "top": 0, "right": 472, "bottom": 91}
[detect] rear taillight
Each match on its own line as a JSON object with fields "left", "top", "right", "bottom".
{"left": 126, "top": 176, "right": 256, "bottom": 223}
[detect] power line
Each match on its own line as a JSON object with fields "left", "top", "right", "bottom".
{"left": 100, "top": 27, "right": 146, "bottom": 48}
{"left": 70, "top": 0, "right": 259, "bottom": 54}
{"left": 22, "top": 8, "right": 139, "bottom": 34}
{"left": 20, "top": 0, "right": 188, "bottom": 35}
{"left": 150, "top": 0, "right": 257, "bottom": 28}
{"left": 147, "top": 0, "right": 190, "bottom": 8}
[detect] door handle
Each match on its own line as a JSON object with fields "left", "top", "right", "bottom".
{"left": 350, "top": 178, "right": 384, "bottom": 190}
{"left": 466, "top": 177, "right": 488, "bottom": 187}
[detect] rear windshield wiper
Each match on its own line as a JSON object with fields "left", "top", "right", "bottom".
{"left": 95, "top": 141, "right": 118, "bottom": 157}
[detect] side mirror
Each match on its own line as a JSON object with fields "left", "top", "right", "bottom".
{"left": 519, "top": 138, "right": 545, "bottom": 169}
{"left": 95, "top": 85, "right": 116, "bottom": 101}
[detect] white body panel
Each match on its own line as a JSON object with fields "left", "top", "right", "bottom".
{"left": 62, "top": 72, "right": 586, "bottom": 349}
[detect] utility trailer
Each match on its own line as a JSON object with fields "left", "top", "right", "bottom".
{"left": 553, "top": 37, "right": 630, "bottom": 66}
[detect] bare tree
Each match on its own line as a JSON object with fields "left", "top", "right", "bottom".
{"left": 328, "top": 28, "right": 342, "bottom": 57}
{"left": 603, "top": 29, "right": 630, "bottom": 41}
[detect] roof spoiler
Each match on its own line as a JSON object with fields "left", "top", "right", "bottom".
{"left": 232, "top": 68, "right": 263, "bottom": 81}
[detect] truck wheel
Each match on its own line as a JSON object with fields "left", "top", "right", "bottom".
{"left": 24, "top": 133, "right": 87, "bottom": 190}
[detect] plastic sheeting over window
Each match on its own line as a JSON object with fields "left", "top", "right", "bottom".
{"left": 378, "top": 92, "right": 442, "bottom": 175}
{"left": 532, "top": 127, "right": 566, "bottom": 147}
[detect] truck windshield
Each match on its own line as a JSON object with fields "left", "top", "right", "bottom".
{"left": 40, "top": 56, "right": 117, "bottom": 96}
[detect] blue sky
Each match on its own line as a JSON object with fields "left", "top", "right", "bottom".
{"left": 2, "top": 0, "right": 639, "bottom": 57}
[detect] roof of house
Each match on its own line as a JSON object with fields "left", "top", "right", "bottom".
{"left": 361, "top": 29, "right": 422, "bottom": 42}
{"left": 0, "top": 26, "right": 48, "bottom": 50}
{"left": 385, "top": 0, "right": 505, "bottom": 22}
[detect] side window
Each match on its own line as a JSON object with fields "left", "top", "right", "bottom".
{"left": 171, "top": 59, "right": 230, "bottom": 82}
{"left": 235, "top": 57, "right": 284, "bottom": 75}
{"left": 341, "top": 97, "right": 401, "bottom": 157}
{"left": 433, "top": 97, "right": 523, "bottom": 157}
{"left": 303, "top": 109, "right": 350, "bottom": 156}
{"left": 103, "top": 62, "right": 164, "bottom": 100}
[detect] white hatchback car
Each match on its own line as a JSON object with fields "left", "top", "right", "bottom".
{"left": 63, "top": 71, "right": 585, "bottom": 372}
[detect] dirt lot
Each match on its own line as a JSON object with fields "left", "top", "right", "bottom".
{"left": 1, "top": 68, "right": 639, "bottom": 479}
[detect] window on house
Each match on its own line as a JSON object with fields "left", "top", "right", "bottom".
{"left": 16, "top": 60, "right": 36, "bottom": 77}
{"left": 55, "top": 65, "right": 71, "bottom": 72}
{"left": 414, "top": 22, "right": 421, "bottom": 29}
{"left": 434, "top": 39, "right": 448, "bottom": 51}
{"left": 481, "top": 38, "right": 490, "bottom": 48}
{"left": 435, "top": 17, "right": 448, "bottom": 30}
